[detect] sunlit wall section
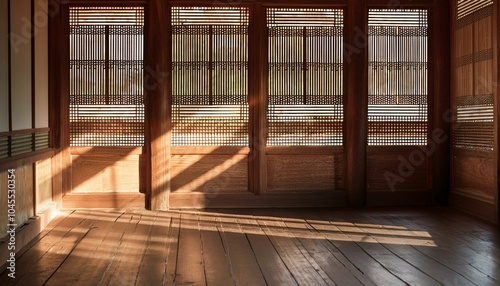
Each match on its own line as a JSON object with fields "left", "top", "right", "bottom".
{"left": 368, "top": 9, "right": 428, "bottom": 146}
{"left": 267, "top": 8, "right": 343, "bottom": 146}
{"left": 171, "top": 7, "right": 249, "bottom": 146}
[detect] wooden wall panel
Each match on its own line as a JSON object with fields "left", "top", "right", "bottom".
{"left": 34, "top": 0, "right": 50, "bottom": 129}
{"left": 367, "top": 150, "right": 429, "bottom": 191}
{"left": 10, "top": 0, "right": 32, "bottom": 130}
{"left": 267, "top": 155, "right": 343, "bottom": 192}
{"left": 71, "top": 155, "right": 144, "bottom": 193}
{"left": 0, "top": 169, "right": 7, "bottom": 235}
{"left": 453, "top": 153, "right": 495, "bottom": 198}
{"left": 171, "top": 155, "right": 248, "bottom": 193}
{"left": 35, "top": 157, "right": 53, "bottom": 210}
{"left": 15, "top": 164, "right": 34, "bottom": 227}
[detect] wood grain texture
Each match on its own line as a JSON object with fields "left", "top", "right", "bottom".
{"left": 62, "top": 193, "right": 144, "bottom": 209}
{"left": 453, "top": 153, "right": 495, "bottom": 197}
{"left": 146, "top": 0, "right": 171, "bottom": 210}
{"left": 344, "top": 0, "right": 368, "bottom": 206}
{"left": 367, "top": 152, "right": 428, "bottom": 191}
{"left": 35, "top": 158, "right": 52, "bottom": 210}
{"left": 71, "top": 154, "right": 145, "bottom": 193}
{"left": 2, "top": 207, "right": 499, "bottom": 285}
{"left": 267, "top": 155, "right": 343, "bottom": 192}
{"left": 171, "top": 154, "right": 248, "bottom": 193}
{"left": 431, "top": 0, "right": 451, "bottom": 205}
{"left": 15, "top": 164, "right": 34, "bottom": 226}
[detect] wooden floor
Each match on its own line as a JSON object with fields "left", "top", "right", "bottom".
{"left": 1, "top": 207, "right": 499, "bottom": 286}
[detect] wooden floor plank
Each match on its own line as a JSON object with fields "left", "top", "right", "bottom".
{"left": 1, "top": 207, "right": 500, "bottom": 286}
{"left": 173, "top": 212, "right": 207, "bottom": 286}
{"left": 13, "top": 211, "right": 96, "bottom": 286}
{"left": 375, "top": 210, "right": 499, "bottom": 286}
{"left": 354, "top": 210, "right": 477, "bottom": 286}
{"left": 255, "top": 211, "right": 333, "bottom": 286}
{"left": 310, "top": 209, "right": 406, "bottom": 286}
{"left": 43, "top": 210, "right": 124, "bottom": 285}
{"left": 199, "top": 213, "right": 235, "bottom": 286}
{"left": 237, "top": 215, "right": 298, "bottom": 286}
{"left": 163, "top": 212, "right": 181, "bottom": 285}
{"left": 135, "top": 211, "right": 173, "bottom": 285}
{"left": 64, "top": 211, "right": 140, "bottom": 286}
{"left": 277, "top": 211, "right": 367, "bottom": 286}
{"left": 0, "top": 211, "right": 72, "bottom": 285}
{"left": 100, "top": 210, "right": 153, "bottom": 285}
{"left": 217, "top": 213, "right": 267, "bottom": 286}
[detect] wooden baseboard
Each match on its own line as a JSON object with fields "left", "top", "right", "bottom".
{"left": 62, "top": 192, "right": 145, "bottom": 209}
{"left": 0, "top": 203, "right": 58, "bottom": 272}
{"left": 450, "top": 191, "right": 497, "bottom": 223}
{"left": 169, "top": 190, "right": 348, "bottom": 209}
{"left": 366, "top": 190, "right": 433, "bottom": 206}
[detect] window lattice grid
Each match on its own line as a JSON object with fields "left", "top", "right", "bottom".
{"left": 368, "top": 9, "right": 428, "bottom": 146}
{"left": 456, "top": 0, "right": 493, "bottom": 20}
{"left": 69, "top": 7, "right": 144, "bottom": 147}
{"left": 267, "top": 8, "right": 344, "bottom": 146}
{"left": 172, "top": 7, "right": 249, "bottom": 146}
{"left": 69, "top": 7, "right": 144, "bottom": 26}
{"left": 453, "top": 0, "right": 494, "bottom": 151}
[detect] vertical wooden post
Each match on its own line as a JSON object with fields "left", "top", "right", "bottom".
{"left": 145, "top": 0, "right": 171, "bottom": 210}
{"left": 344, "top": 0, "right": 367, "bottom": 207}
{"left": 432, "top": 0, "right": 451, "bottom": 205}
{"left": 249, "top": 3, "right": 267, "bottom": 195}
{"left": 494, "top": 0, "right": 499, "bottom": 222}
{"left": 48, "top": 0, "right": 63, "bottom": 207}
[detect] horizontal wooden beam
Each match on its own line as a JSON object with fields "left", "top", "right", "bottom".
{"left": 0, "top": 149, "right": 54, "bottom": 172}
{"left": 171, "top": 146, "right": 250, "bottom": 155}
{"left": 169, "top": 190, "right": 348, "bottom": 208}
{"left": 0, "top": 128, "right": 50, "bottom": 138}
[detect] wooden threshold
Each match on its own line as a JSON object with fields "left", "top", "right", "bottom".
{"left": 62, "top": 192, "right": 145, "bottom": 209}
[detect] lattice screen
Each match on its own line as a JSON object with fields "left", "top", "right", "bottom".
{"left": 171, "top": 7, "right": 249, "bottom": 146}
{"left": 267, "top": 8, "right": 343, "bottom": 146}
{"left": 368, "top": 9, "right": 428, "bottom": 146}
{"left": 69, "top": 7, "right": 144, "bottom": 146}
{"left": 453, "top": 0, "right": 494, "bottom": 150}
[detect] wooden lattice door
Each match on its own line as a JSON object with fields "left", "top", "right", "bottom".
{"left": 68, "top": 6, "right": 146, "bottom": 194}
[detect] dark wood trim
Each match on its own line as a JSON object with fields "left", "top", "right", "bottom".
{"left": 31, "top": 0, "right": 35, "bottom": 131}
{"left": 60, "top": 4, "right": 71, "bottom": 197}
{"left": 366, "top": 0, "right": 433, "bottom": 8}
{"left": 266, "top": 146, "right": 344, "bottom": 155}
{"left": 48, "top": 0, "right": 63, "bottom": 208}
{"left": 495, "top": 0, "right": 500, "bottom": 222}
{"left": 171, "top": 146, "right": 250, "bottom": 156}
{"left": 452, "top": 147, "right": 496, "bottom": 159}
{"left": 0, "top": 128, "right": 50, "bottom": 137}
{"left": 450, "top": 191, "right": 497, "bottom": 223}
{"left": 66, "top": 0, "right": 148, "bottom": 5}
{"left": 0, "top": 149, "right": 54, "bottom": 172}
{"left": 7, "top": 0, "right": 12, "bottom": 132}
{"left": 169, "top": 190, "right": 348, "bottom": 209}
{"left": 70, "top": 146, "right": 145, "bottom": 155}
{"left": 366, "top": 190, "right": 434, "bottom": 206}
{"left": 248, "top": 2, "right": 267, "bottom": 196}
{"left": 431, "top": 0, "right": 451, "bottom": 205}
{"left": 146, "top": 0, "right": 171, "bottom": 210}
{"left": 344, "top": 0, "right": 367, "bottom": 207}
